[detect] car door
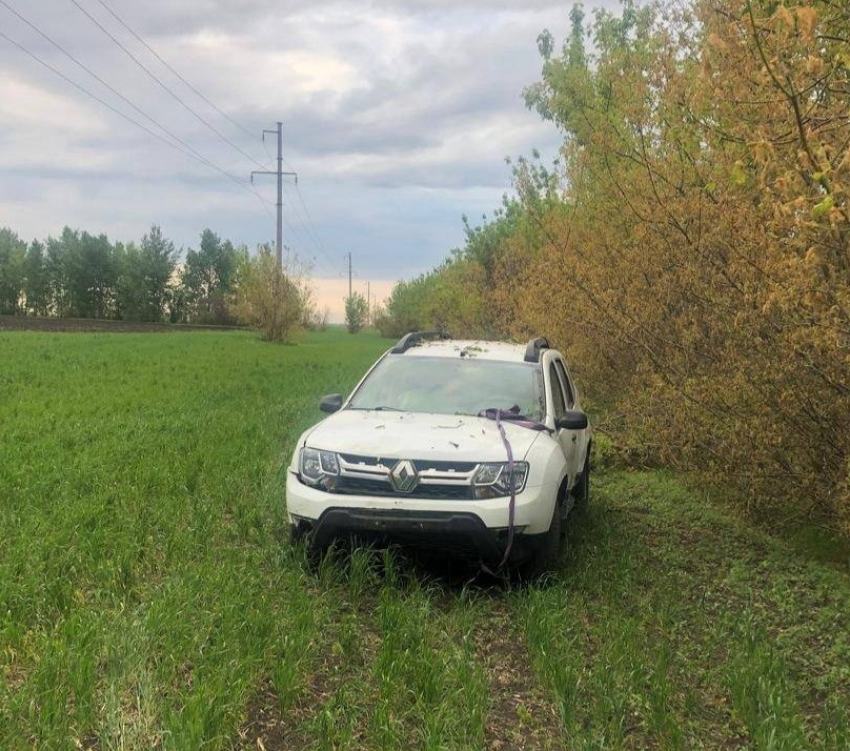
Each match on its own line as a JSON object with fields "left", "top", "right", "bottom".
{"left": 546, "top": 357, "right": 578, "bottom": 486}
{"left": 554, "top": 357, "right": 588, "bottom": 480}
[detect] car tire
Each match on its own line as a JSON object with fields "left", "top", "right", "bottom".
{"left": 520, "top": 498, "right": 562, "bottom": 579}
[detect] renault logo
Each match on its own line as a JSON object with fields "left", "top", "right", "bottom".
{"left": 389, "top": 460, "right": 418, "bottom": 493}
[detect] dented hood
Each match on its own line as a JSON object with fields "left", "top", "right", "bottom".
{"left": 303, "top": 409, "right": 542, "bottom": 462}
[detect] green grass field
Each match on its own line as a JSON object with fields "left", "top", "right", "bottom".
{"left": 1, "top": 329, "right": 849, "bottom": 750}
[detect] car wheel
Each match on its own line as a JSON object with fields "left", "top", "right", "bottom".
{"left": 520, "top": 498, "right": 562, "bottom": 579}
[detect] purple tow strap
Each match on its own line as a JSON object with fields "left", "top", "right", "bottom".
{"left": 478, "top": 406, "right": 550, "bottom": 575}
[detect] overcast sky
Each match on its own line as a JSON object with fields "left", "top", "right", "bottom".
{"left": 0, "top": 0, "right": 612, "bottom": 307}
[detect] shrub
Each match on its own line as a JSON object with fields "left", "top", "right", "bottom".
{"left": 345, "top": 292, "right": 368, "bottom": 334}
{"left": 232, "top": 249, "right": 308, "bottom": 342}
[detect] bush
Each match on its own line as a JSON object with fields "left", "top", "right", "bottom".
{"left": 232, "top": 248, "right": 308, "bottom": 342}
{"left": 372, "top": 0, "right": 850, "bottom": 535}
{"left": 345, "top": 292, "right": 368, "bottom": 334}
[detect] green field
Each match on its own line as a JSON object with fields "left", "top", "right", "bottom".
{"left": 1, "top": 330, "right": 849, "bottom": 750}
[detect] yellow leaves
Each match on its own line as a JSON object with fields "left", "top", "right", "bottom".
{"left": 804, "top": 54, "right": 824, "bottom": 76}
{"left": 796, "top": 6, "right": 818, "bottom": 41}
{"left": 707, "top": 32, "right": 728, "bottom": 53}
{"left": 395, "top": 0, "right": 850, "bottom": 538}
{"left": 773, "top": 5, "right": 794, "bottom": 31}
{"left": 772, "top": 5, "right": 817, "bottom": 41}
{"left": 804, "top": 245, "right": 826, "bottom": 266}
{"left": 752, "top": 140, "right": 775, "bottom": 167}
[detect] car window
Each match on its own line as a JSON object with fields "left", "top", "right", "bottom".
{"left": 348, "top": 356, "right": 546, "bottom": 420}
{"left": 548, "top": 361, "right": 567, "bottom": 417}
{"left": 554, "top": 359, "right": 574, "bottom": 407}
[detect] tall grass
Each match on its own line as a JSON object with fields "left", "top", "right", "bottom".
{"left": 1, "top": 330, "right": 848, "bottom": 748}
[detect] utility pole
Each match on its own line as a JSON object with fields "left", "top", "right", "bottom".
{"left": 251, "top": 122, "right": 296, "bottom": 267}
{"left": 347, "top": 252, "right": 352, "bottom": 298}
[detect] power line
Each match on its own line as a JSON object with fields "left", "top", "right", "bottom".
{"left": 282, "top": 182, "right": 340, "bottom": 273}
{"left": 2, "top": 1, "right": 328, "bottom": 263}
{"left": 0, "top": 26, "right": 273, "bottom": 214}
{"left": 67, "top": 0, "right": 268, "bottom": 171}
{"left": 90, "top": 0, "right": 260, "bottom": 144}
{"left": 81, "top": 0, "right": 339, "bottom": 278}
{"left": 282, "top": 184, "right": 333, "bottom": 266}
{"left": 0, "top": 0, "right": 231, "bottom": 178}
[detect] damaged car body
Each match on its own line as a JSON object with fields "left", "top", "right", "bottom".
{"left": 285, "top": 332, "right": 592, "bottom": 575}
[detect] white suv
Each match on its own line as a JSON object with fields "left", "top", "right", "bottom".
{"left": 286, "top": 333, "right": 591, "bottom": 574}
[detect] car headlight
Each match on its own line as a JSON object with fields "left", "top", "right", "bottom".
{"left": 299, "top": 447, "right": 340, "bottom": 490}
{"left": 472, "top": 461, "right": 529, "bottom": 499}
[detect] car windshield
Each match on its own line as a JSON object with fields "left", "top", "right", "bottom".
{"left": 348, "top": 355, "right": 545, "bottom": 419}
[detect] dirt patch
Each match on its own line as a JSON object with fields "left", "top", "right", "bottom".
{"left": 237, "top": 627, "right": 381, "bottom": 750}
{"left": 237, "top": 681, "right": 292, "bottom": 751}
{"left": 0, "top": 315, "right": 245, "bottom": 334}
{"left": 474, "top": 603, "right": 564, "bottom": 751}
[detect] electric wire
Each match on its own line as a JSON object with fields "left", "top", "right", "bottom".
{"left": 0, "top": 0, "right": 232, "bottom": 178}
{"left": 5, "top": 1, "right": 332, "bottom": 266}
{"left": 283, "top": 182, "right": 338, "bottom": 271}
{"left": 91, "top": 0, "right": 260, "bottom": 144}
{"left": 0, "top": 26, "right": 273, "bottom": 218}
{"left": 67, "top": 0, "right": 268, "bottom": 171}
{"left": 78, "top": 0, "right": 337, "bottom": 275}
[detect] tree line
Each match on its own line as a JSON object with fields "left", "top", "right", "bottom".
{"left": 376, "top": 0, "right": 850, "bottom": 535}
{"left": 0, "top": 225, "right": 293, "bottom": 327}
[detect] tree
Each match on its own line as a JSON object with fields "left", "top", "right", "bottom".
{"left": 114, "top": 242, "right": 147, "bottom": 321}
{"left": 139, "top": 225, "right": 177, "bottom": 321}
{"left": 115, "top": 226, "right": 177, "bottom": 321}
{"left": 0, "top": 228, "right": 26, "bottom": 315}
{"left": 55, "top": 228, "right": 116, "bottom": 319}
{"left": 373, "top": 0, "right": 850, "bottom": 536}
{"left": 232, "top": 246, "right": 309, "bottom": 342}
{"left": 23, "top": 240, "right": 49, "bottom": 316}
{"left": 345, "top": 292, "right": 368, "bottom": 333}
{"left": 181, "top": 229, "right": 239, "bottom": 324}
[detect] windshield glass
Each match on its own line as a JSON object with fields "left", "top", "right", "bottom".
{"left": 348, "top": 356, "right": 545, "bottom": 419}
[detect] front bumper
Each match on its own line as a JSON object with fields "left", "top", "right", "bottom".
{"left": 286, "top": 469, "right": 558, "bottom": 536}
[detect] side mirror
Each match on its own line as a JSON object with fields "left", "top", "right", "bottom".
{"left": 555, "top": 410, "right": 588, "bottom": 430}
{"left": 319, "top": 394, "right": 343, "bottom": 414}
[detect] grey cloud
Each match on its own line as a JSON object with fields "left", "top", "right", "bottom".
{"left": 0, "top": 0, "right": 605, "bottom": 278}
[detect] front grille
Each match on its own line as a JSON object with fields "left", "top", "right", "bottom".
{"left": 338, "top": 453, "right": 477, "bottom": 474}
{"left": 333, "top": 453, "right": 480, "bottom": 500}
{"left": 335, "top": 476, "right": 472, "bottom": 500}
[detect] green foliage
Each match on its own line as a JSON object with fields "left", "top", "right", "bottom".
{"left": 344, "top": 291, "right": 369, "bottom": 333}
{"left": 179, "top": 229, "right": 242, "bottom": 325}
{"left": 0, "top": 228, "right": 26, "bottom": 315}
{"left": 231, "top": 246, "right": 309, "bottom": 342}
{"left": 23, "top": 241, "right": 49, "bottom": 316}
{"left": 113, "top": 228, "right": 177, "bottom": 323}
{"left": 0, "top": 224, "right": 245, "bottom": 325}
{"left": 57, "top": 228, "right": 117, "bottom": 319}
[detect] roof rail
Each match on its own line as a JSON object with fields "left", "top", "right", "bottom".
{"left": 391, "top": 330, "right": 451, "bottom": 354}
{"left": 524, "top": 337, "right": 550, "bottom": 363}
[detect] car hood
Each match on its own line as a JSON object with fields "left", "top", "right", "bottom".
{"left": 303, "top": 409, "right": 543, "bottom": 462}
